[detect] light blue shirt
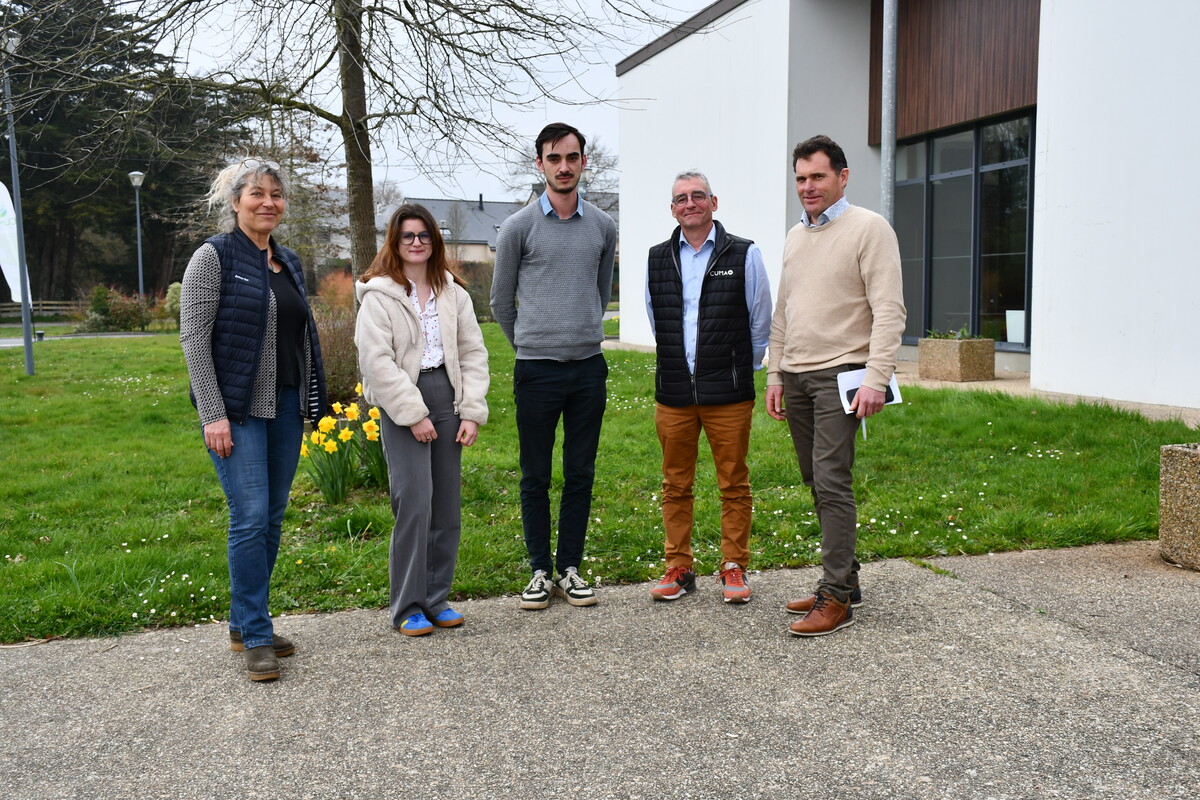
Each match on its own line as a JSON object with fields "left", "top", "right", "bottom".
{"left": 801, "top": 195, "right": 849, "bottom": 228}
{"left": 538, "top": 191, "right": 585, "bottom": 219}
{"left": 645, "top": 223, "right": 773, "bottom": 374}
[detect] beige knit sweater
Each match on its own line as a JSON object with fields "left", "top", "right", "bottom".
{"left": 767, "top": 206, "right": 906, "bottom": 393}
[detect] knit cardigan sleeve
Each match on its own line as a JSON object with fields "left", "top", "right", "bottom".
{"left": 180, "top": 243, "right": 227, "bottom": 425}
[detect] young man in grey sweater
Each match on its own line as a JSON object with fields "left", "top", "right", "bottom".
{"left": 490, "top": 122, "right": 618, "bottom": 610}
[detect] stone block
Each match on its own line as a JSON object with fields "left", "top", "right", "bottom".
{"left": 1160, "top": 443, "right": 1200, "bottom": 570}
{"left": 917, "top": 338, "right": 995, "bottom": 382}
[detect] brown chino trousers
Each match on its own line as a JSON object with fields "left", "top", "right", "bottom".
{"left": 656, "top": 399, "right": 755, "bottom": 569}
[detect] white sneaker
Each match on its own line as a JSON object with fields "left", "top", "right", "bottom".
{"left": 520, "top": 570, "right": 554, "bottom": 610}
{"left": 555, "top": 567, "right": 598, "bottom": 607}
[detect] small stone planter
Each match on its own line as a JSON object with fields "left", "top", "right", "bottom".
{"left": 917, "top": 338, "right": 995, "bottom": 382}
{"left": 1160, "top": 443, "right": 1200, "bottom": 570}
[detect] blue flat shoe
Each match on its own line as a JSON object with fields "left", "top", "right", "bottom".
{"left": 398, "top": 612, "right": 433, "bottom": 636}
{"left": 431, "top": 608, "right": 464, "bottom": 628}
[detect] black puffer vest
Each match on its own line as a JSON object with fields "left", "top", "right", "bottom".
{"left": 206, "top": 228, "right": 327, "bottom": 423}
{"left": 647, "top": 221, "right": 754, "bottom": 407}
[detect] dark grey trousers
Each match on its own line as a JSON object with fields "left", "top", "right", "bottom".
{"left": 379, "top": 367, "right": 462, "bottom": 627}
{"left": 781, "top": 366, "right": 862, "bottom": 603}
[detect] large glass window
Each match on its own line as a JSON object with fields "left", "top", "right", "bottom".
{"left": 894, "top": 113, "right": 1032, "bottom": 347}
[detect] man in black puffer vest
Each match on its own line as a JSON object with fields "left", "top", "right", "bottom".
{"left": 645, "top": 171, "right": 772, "bottom": 605}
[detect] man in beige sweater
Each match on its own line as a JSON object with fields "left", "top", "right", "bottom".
{"left": 765, "top": 135, "right": 906, "bottom": 637}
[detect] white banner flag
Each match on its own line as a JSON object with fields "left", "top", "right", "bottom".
{"left": 0, "top": 181, "right": 31, "bottom": 306}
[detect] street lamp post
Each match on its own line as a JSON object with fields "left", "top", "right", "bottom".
{"left": 3, "top": 32, "right": 32, "bottom": 375}
{"left": 128, "top": 171, "right": 145, "bottom": 297}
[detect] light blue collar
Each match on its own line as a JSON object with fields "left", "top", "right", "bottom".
{"left": 802, "top": 196, "right": 850, "bottom": 228}
{"left": 539, "top": 191, "right": 584, "bottom": 218}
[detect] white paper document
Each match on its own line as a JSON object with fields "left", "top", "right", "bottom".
{"left": 835, "top": 368, "right": 903, "bottom": 414}
{"left": 835, "top": 369, "right": 903, "bottom": 440}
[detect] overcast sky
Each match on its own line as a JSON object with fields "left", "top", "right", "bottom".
{"left": 379, "top": 1, "right": 715, "bottom": 203}
{"left": 167, "top": 0, "right": 714, "bottom": 203}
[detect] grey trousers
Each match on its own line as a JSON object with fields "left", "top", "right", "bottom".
{"left": 781, "top": 366, "right": 862, "bottom": 603}
{"left": 379, "top": 367, "right": 462, "bottom": 627}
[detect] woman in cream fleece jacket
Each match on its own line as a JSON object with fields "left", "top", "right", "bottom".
{"left": 355, "top": 203, "right": 489, "bottom": 636}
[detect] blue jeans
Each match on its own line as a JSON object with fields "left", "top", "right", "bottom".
{"left": 514, "top": 355, "right": 607, "bottom": 576}
{"left": 207, "top": 389, "right": 303, "bottom": 650}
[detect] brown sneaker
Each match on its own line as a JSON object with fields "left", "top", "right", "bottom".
{"left": 244, "top": 645, "right": 281, "bottom": 681}
{"left": 785, "top": 586, "right": 862, "bottom": 615}
{"left": 788, "top": 592, "right": 854, "bottom": 637}
{"left": 229, "top": 630, "right": 296, "bottom": 657}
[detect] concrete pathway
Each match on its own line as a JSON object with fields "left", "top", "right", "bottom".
{"left": 2, "top": 541, "right": 1197, "bottom": 799}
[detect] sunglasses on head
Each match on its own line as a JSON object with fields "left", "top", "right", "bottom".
{"left": 240, "top": 158, "right": 281, "bottom": 171}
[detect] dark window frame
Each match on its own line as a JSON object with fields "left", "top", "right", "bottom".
{"left": 897, "top": 111, "right": 1035, "bottom": 351}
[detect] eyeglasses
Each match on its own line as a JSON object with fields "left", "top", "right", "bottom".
{"left": 240, "top": 158, "right": 281, "bottom": 171}
{"left": 671, "top": 191, "right": 711, "bottom": 207}
{"left": 399, "top": 231, "right": 432, "bottom": 245}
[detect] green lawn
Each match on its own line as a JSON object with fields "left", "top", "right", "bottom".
{"left": 1, "top": 328, "right": 1191, "bottom": 642}
{"left": 0, "top": 324, "right": 77, "bottom": 338}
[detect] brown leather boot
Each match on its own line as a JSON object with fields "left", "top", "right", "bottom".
{"left": 788, "top": 592, "right": 854, "bottom": 637}
{"left": 244, "top": 645, "right": 281, "bottom": 681}
{"left": 229, "top": 630, "right": 296, "bottom": 657}
{"left": 785, "top": 586, "right": 863, "bottom": 615}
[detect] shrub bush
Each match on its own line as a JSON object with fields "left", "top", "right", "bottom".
{"left": 107, "top": 292, "right": 151, "bottom": 331}
{"left": 164, "top": 282, "right": 182, "bottom": 325}
{"left": 312, "top": 268, "right": 359, "bottom": 407}
{"left": 313, "top": 301, "right": 358, "bottom": 407}
{"left": 75, "top": 286, "right": 150, "bottom": 332}
{"left": 317, "top": 269, "right": 356, "bottom": 310}
{"left": 456, "top": 260, "right": 493, "bottom": 322}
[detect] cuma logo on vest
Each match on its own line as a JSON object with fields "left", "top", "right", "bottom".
{"left": 708, "top": 269, "right": 735, "bottom": 277}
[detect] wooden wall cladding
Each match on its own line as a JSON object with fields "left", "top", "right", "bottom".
{"left": 869, "top": 0, "right": 1039, "bottom": 143}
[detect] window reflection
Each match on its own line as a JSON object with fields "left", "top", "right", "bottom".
{"left": 893, "top": 114, "right": 1032, "bottom": 346}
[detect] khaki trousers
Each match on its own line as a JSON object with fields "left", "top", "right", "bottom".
{"left": 656, "top": 400, "right": 754, "bottom": 569}
{"left": 780, "top": 366, "right": 862, "bottom": 602}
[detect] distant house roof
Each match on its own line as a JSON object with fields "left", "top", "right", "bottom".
{"left": 400, "top": 197, "right": 525, "bottom": 251}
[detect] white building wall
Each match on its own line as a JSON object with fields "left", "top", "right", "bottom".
{"left": 617, "top": 0, "right": 878, "bottom": 350}
{"left": 617, "top": 0, "right": 793, "bottom": 348}
{"left": 786, "top": 0, "right": 879, "bottom": 226}
{"left": 1032, "top": 0, "right": 1200, "bottom": 407}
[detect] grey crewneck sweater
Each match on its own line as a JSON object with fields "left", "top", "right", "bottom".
{"left": 490, "top": 198, "right": 617, "bottom": 360}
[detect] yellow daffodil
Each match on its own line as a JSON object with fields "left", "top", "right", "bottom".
{"left": 338, "top": 428, "right": 354, "bottom": 442}
{"left": 323, "top": 439, "right": 338, "bottom": 453}
{"left": 310, "top": 430, "right": 324, "bottom": 445}
{"left": 355, "top": 382, "right": 363, "bottom": 395}
{"left": 300, "top": 443, "right": 309, "bottom": 458}
{"left": 366, "top": 431, "right": 380, "bottom": 442}
{"left": 318, "top": 416, "right": 337, "bottom": 433}
{"left": 369, "top": 407, "right": 380, "bottom": 420}
{"left": 363, "top": 419, "right": 379, "bottom": 434}
{"left": 332, "top": 401, "right": 344, "bottom": 415}
{"left": 345, "top": 403, "right": 360, "bottom": 421}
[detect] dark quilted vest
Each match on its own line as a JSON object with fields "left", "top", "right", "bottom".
{"left": 647, "top": 221, "right": 754, "bottom": 407}
{"left": 206, "top": 228, "right": 327, "bottom": 423}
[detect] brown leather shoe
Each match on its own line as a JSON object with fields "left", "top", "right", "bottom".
{"left": 229, "top": 630, "right": 296, "bottom": 657}
{"left": 785, "top": 586, "right": 862, "bottom": 615}
{"left": 244, "top": 645, "right": 281, "bottom": 681}
{"left": 788, "top": 592, "right": 854, "bottom": 637}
